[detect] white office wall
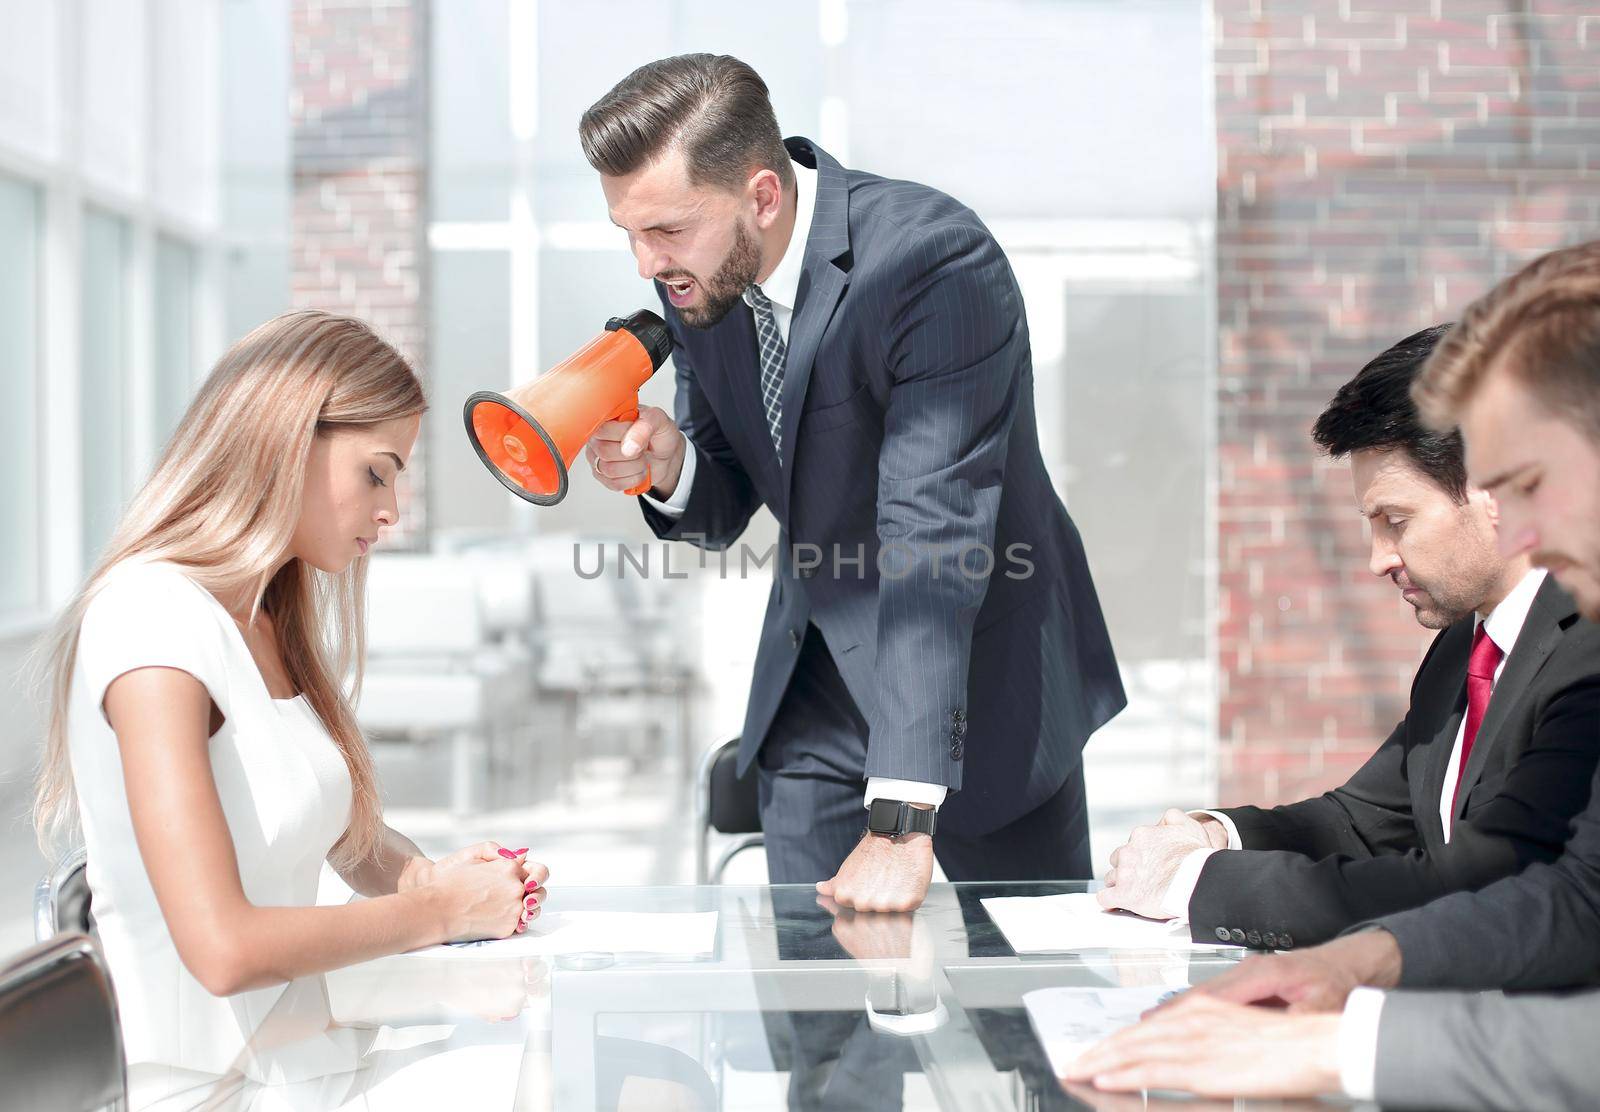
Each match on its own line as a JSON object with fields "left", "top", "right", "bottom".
{"left": 0, "top": 175, "right": 40, "bottom": 616}
{"left": 0, "top": 1, "right": 254, "bottom": 914}
{"left": 0, "top": 3, "right": 59, "bottom": 164}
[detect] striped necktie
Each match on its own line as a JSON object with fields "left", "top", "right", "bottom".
{"left": 747, "top": 284, "right": 787, "bottom": 463}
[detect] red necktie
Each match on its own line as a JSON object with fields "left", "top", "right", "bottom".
{"left": 1452, "top": 625, "right": 1504, "bottom": 825}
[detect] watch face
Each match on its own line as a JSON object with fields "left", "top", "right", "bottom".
{"left": 867, "top": 798, "right": 903, "bottom": 834}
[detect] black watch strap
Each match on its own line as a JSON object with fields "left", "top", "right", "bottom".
{"left": 867, "top": 798, "right": 937, "bottom": 838}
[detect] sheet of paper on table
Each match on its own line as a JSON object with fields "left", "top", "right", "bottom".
{"left": 1023, "top": 985, "right": 1172, "bottom": 1077}
{"left": 398, "top": 910, "right": 719, "bottom": 959}
{"left": 980, "top": 892, "right": 1229, "bottom": 953}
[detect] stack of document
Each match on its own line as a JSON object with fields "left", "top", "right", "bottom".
{"left": 980, "top": 892, "right": 1226, "bottom": 953}
{"left": 400, "top": 910, "right": 719, "bottom": 959}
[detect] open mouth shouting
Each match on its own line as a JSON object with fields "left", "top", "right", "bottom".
{"left": 661, "top": 275, "right": 697, "bottom": 307}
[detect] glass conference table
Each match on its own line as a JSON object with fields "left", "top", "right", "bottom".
{"left": 162, "top": 882, "right": 1342, "bottom": 1111}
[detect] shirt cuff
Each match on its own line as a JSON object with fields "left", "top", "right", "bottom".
{"left": 864, "top": 994, "right": 950, "bottom": 1037}
{"left": 638, "top": 434, "right": 696, "bottom": 518}
{"left": 1193, "top": 809, "right": 1243, "bottom": 850}
{"left": 1336, "top": 987, "right": 1386, "bottom": 1102}
{"left": 864, "top": 778, "right": 948, "bottom": 811}
{"left": 1160, "top": 847, "right": 1217, "bottom": 920}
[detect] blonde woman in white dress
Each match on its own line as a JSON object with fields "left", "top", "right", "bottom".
{"left": 32, "top": 311, "right": 547, "bottom": 1106}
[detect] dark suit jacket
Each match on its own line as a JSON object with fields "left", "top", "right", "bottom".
{"left": 639, "top": 137, "right": 1125, "bottom": 837}
{"left": 1374, "top": 754, "right": 1600, "bottom": 992}
{"left": 1190, "top": 575, "right": 1600, "bottom": 947}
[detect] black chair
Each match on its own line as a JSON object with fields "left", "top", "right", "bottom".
{"left": 694, "top": 735, "right": 764, "bottom": 884}
{"left": 0, "top": 932, "right": 126, "bottom": 1110}
{"left": 34, "top": 845, "right": 92, "bottom": 941}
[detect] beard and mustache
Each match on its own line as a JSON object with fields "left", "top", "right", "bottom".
{"left": 659, "top": 218, "right": 765, "bottom": 330}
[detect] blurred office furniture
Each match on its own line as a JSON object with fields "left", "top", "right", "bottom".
{"left": 357, "top": 555, "right": 530, "bottom": 815}
{"left": 0, "top": 932, "right": 126, "bottom": 1111}
{"left": 695, "top": 735, "right": 764, "bottom": 885}
{"left": 433, "top": 531, "right": 702, "bottom": 797}
{"left": 536, "top": 556, "right": 677, "bottom": 778}
{"left": 34, "top": 845, "right": 92, "bottom": 941}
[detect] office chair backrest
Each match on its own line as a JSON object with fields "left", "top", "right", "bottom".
{"left": 0, "top": 932, "right": 126, "bottom": 1111}
{"left": 706, "top": 737, "right": 760, "bottom": 835}
{"left": 35, "top": 845, "right": 92, "bottom": 941}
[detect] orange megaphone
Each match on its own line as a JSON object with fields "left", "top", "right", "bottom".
{"left": 464, "top": 310, "right": 673, "bottom": 505}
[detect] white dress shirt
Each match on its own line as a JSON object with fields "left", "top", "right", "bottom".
{"left": 1337, "top": 985, "right": 1389, "bottom": 1100}
{"left": 642, "top": 160, "right": 946, "bottom": 813}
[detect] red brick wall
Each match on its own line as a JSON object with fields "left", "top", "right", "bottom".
{"left": 1214, "top": 0, "right": 1600, "bottom": 805}
{"left": 290, "top": 0, "right": 430, "bottom": 546}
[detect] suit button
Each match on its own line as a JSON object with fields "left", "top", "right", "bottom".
{"left": 1229, "top": 928, "right": 1246, "bottom": 945}
{"left": 1278, "top": 933, "right": 1294, "bottom": 950}
{"left": 950, "top": 739, "right": 964, "bottom": 761}
{"left": 788, "top": 629, "right": 800, "bottom": 648}
{"left": 1246, "top": 930, "right": 1261, "bottom": 948}
{"left": 1213, "top": 927, "right": 1230, "bottom": 943}
{"left": 1263, "top": 931, "right": 1278, "bottom": 949}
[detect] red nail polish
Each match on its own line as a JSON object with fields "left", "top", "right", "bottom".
{"left": 524, "top": 880, "right": 538, "bottom": 893}
{"left": 497, "top": 848, "right": 518, "bottom": 859}
{"left": 510, "top": 847, "right": 528, "bottom": 856}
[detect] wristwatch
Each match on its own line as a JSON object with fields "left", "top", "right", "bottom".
{"left": 867, "top": 798, "right": 937, "bottom": 839}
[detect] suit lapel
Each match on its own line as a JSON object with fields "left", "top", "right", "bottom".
{"left": 776, "top": 138, "right": 852, "bottom": 513}
{"left": 1452, "top": 577, "right": 1575, "bottom": 823}
{"left": 1418, "top": 623, "right": 1472, "bottom": 843}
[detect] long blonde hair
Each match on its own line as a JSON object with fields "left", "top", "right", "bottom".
{"left": 34, "top": 309, "right": 427, "bottom": 869}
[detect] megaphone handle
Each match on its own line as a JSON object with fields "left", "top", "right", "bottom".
{"left": 616, "top": 405, "right": 652, "bottom": 496}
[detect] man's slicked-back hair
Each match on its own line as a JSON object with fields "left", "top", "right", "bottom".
{"left": 579, "top": 54, "right": 795, "bottom": 194}
{"left": 1312, "top": 324, "right": 1468, "bottom": 501}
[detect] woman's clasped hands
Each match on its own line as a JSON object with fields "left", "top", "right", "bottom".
{"left": 404, "top": 841, "right": 550, "bottom": 942}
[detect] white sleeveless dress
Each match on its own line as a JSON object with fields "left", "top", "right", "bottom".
{"left": 68, "top": 559, "right": 353, "bottom": 1107}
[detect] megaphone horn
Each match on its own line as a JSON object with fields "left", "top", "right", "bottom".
{"left": 463, "top": 310, "right": 673, "bottom": 506}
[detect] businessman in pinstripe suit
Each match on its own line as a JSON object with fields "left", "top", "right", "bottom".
{"left": 580, "top": 54, "right": 1125, "bottom": 913}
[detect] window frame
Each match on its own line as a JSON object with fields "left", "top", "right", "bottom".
{"left": 0, "top": 3, "right": 223, "bottom": 632}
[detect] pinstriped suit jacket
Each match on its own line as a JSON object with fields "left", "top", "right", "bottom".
{"left": 640, "top": 137, "right": 1125, "bottom": 837}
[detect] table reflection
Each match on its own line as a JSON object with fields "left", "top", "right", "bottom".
{"left": 143, "top": 883, "right": 1345, "bottom": 1111}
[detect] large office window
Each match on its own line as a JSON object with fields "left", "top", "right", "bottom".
{"left": 80, "top": 207, "right": 133, "bottom": 568}
{"left": 154, "top": 234, "right": 199, "bottom": 445}
{"left": 0, "top": 172, "right": 41, "bottom": 615}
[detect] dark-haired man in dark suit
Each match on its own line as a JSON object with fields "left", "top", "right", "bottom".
{"left": 1097, "top": 324, "right": 1600, "bottom": 948}
{"left": 577, "top": 54, "right": 1125, "bottom": 913}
